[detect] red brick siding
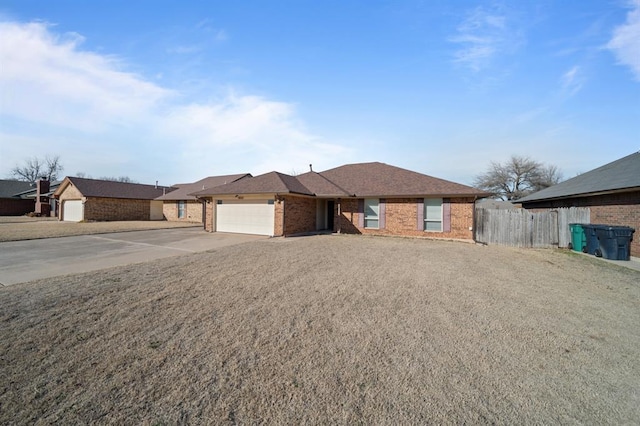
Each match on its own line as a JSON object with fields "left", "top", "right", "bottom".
{"left": 0, "top": 198, "right": 34, "bottom": 216}
{"left": 84, "top": 197, "right": 151, "bottom": 221}
{"left": 523, "top": 191, "right": 639, "bottom": 257}
{"left": 163, "top": 200, "right": 203, "bottom": 222}
{"left": 282, "top": 196, "right": 317, "bottom": 235}
{"left": 204, "top": 201, "right": 214, "bottom": 232}
{"left": 274, "top": 200, "right": 284, "bottom": 236}
{"left": 337, "top": 197, "right": 475, "bottom": 240}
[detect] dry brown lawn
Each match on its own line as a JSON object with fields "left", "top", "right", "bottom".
{"left": 1, "top": 235, "right": 639, "bottom": 424}
{"left": 0, "top": 217, "right": 199, "bottom": 242}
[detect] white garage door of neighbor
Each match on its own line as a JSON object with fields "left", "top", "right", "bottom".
{"left": 150, "top": 200, "right": 164, "bottom": 221}
{"left": 216, "top": 199, "right": 275, "bottom": 236}
{"left": 63, "top": 200, "right": 83, "bottom": 222}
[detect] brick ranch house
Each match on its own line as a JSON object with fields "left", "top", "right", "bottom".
{"left": 155, "top": 174, "right": 250, "bottom": 223}
{"left": 54, "top": 177, "right": 175, "bottom": 222}
{"left": 191, "top": 162, "right": 489, "bottom": 240}
{"left": 518, "top": 151, "right": 640, "bottom": 258}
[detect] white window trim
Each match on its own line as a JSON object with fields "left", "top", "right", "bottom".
{"left": 424, "top": 198, "right": 443, "bottom": 232}
{"left": 364, "top": 198, "right": 379, "bottom": 229}
{"left": 178, "top": 200, "right": 186, "bottom": 218}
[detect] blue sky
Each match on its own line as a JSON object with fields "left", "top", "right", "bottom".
{"left": 1, "top": 1, "right": 638, "bottom": 187}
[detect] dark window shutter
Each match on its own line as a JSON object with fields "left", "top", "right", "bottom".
{"left": 443, "top": 199, "right": 451, "bottom": 232}
{"left": 417, "top": 199, "right": 424, "bottom": 231}
{"left": 379, "top": 199, "right": 386, "bottom": 229}
{"left": 358, "top": 199, "right": 364, "bottom": 228}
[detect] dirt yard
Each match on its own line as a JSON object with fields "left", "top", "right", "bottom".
{"left": 0, "top": 217, "right": 199, "bottom": 242}
{"left": 1, "top": 235, "right": 639, "bottom": 424}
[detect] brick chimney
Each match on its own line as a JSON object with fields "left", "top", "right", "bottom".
{"left": 34, "top": 179, "right": 51, "bottom": 216}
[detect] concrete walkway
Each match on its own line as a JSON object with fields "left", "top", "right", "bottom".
{"left": 0, "top": 228, "right": 266, "bottom": 286}
{"left": 600, "top": 255, "right": 640, "bottom": 273}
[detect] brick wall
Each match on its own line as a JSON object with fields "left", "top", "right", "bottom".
{"left": 57, "top": 184, "right": 83, "bottom": 201}
{"left": 525, "top": 191, "right": 639, "bottom": 257}
{"left": 274, "top": 200, "right": 284, "bottom": 236}
{"left": 204, "top": 201, "right": 214, "bottom": 232}
{"left": 163, "top": 200, "right": 203, "bottom": 222}
{"left": 84, "top": 197, "right": 151, "bottom": 221}
{"left": 336, "top": 197, "right": 475, "bottom": 240}
{"left": 282, "top": 196, "right": 317, "bottom": 235}
{"left": 0, "top": 198, "right": 34, "bottom": 216}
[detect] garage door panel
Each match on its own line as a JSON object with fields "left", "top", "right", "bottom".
{"left": 216, "top": 200, "right": 274, "bottom": 236}
{"left": 63, "top": 200, "right": 83, "bottom": 222}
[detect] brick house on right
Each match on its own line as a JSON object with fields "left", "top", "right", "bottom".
{"left": 518, "top": 152, "right": 640, "bottom": 258}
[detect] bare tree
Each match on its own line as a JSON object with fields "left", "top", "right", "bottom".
{"left": 99, "top": 176, "right": 137, "bottom": 183}
{"left": 11, "top": 155, "right": 63, "bottom": 182}
{"left": 473, "top": 155, "right": 563, "bottom": 201}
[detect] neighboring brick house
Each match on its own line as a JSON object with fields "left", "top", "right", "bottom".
{"left": 518, "top": 151, "right": 640, "bottom": 257}
{"left": 53, "top": 177, "right": 176, "bottom": 222}
{"left": 0, "top": 180, "right": 35, "bottom": 215}
{"left": 191, "top": 162, "right": 489, "bottom": 241}
{"left": 155, "top": 174, "right": 250, "bottom": 223}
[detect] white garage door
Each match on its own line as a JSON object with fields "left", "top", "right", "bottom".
{"left": 63, "top": 200, "right": 83, "bottom": 222}
{"left": 150, "top": 200, "right": 164, "bottom": 221}
{"left": 216, "top": 199, "right": 275, "bottom": 236}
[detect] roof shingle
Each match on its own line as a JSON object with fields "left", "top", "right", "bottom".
{"left": 519, "top": 151, "right": 640, "bottom": 203}
{"left": 191, "top": 162, "right": 488, "bottom": 198}
{"left": 0, "top": 180, "right": 34, "bottom": 198}
{"left": 156, "top": 174, "right": 250, "bottom": 200}
{"left": 56, "top": 177, "right": 176, "bottom": 200}
{"left": 191, "top": 172, "right": 314, "bottom": 197}
{"left": 319, "top": 162, "right": 488, "bottom": 197}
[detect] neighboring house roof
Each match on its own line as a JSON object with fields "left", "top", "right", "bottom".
{"left": 191, "top": 172, "right": 315, "bottom": 197}
{"left": 519, "top": 151, "right": 640, "bottom": 203}
{"left": 0, "top": 180, "right": 34, "bottom": 198}
{"left": 13, "top": 180, "right": 63, "bottom": 199}
{"left": 192, "top": 162, "right": 488, "bottom": 199}
{"left": 476, "top": 199, "right": 516, "bottom": 209}
{"left": 318, "top": 162, "right": 489, "bottom": 197}
{"left": 155, "top": 174, "right": 251, "bottom": 201}
{"left": 53, "top": 177, "right": 176, "bottom": 200}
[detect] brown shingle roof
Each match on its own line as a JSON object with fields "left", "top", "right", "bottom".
{"left": 319, "top": 162, "right": 488, "bottom": 197}
{"left": 155, "top": 174, "right": 250, "bottom": 200}
{"left": 191, "top": 162, "right": 488, "bottom": 199}
{"left": 296, "top": 172, "right": 351, "bottom": 196}
{"left": 55, "top": 177, "right": 176, "bottom": 200}
{"left": 191, "top": 172, "right": 314, "bottom": 197}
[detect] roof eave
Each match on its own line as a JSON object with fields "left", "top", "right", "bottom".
{"left": 520, "top": 186, "right": 640, "bottom": 204}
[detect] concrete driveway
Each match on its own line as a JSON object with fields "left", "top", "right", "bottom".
{"left": 0, "top": 228, "right": 266, "bottom": 286}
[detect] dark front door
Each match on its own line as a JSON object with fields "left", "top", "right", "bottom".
{"left": 327, "top": 201, "right": 335, "bottom": 231}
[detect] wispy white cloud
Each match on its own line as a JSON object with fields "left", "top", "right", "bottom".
{"left": 213, "top": 29, "right": 228, "bottom": 42}
{"left": 195, "top": 18, "right": 228, "bottom": 42}
{"left": 607, "top": 0, "right": 640, "bottom": 81}
{"left": 0, "top": 21, "right": 352, "bottom": 183}
{"left": 561, "top": 65, "right": 585, "bottom": 96}
{"left": 449, "top": 4, "right": 522, "bottom": 72}
{"left": 166, "top": 45, "right": 202, "bottom": 54}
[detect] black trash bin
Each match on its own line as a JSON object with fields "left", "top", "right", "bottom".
{"left": 594, "top": 226, "right": 635, "bottom": 260}
{"left": 581, "top": 224, "right": 601, "bottom": 255}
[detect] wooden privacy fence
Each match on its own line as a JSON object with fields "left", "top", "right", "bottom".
{"left": 475, "top": 207, "right": 590, "bottom": 248}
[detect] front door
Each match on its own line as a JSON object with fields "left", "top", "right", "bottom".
{"left": 327, "top": 201, "right": 335, "bottom": 231}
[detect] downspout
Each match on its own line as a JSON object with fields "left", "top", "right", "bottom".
{"left": 279, "top": 194, "right": 285, "bottom": 237}
{"left": 337, "top": 198, "right": 342, "bottom": 234}
{"left": 472, "top": 195, "right": 478, "bottom": 242}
